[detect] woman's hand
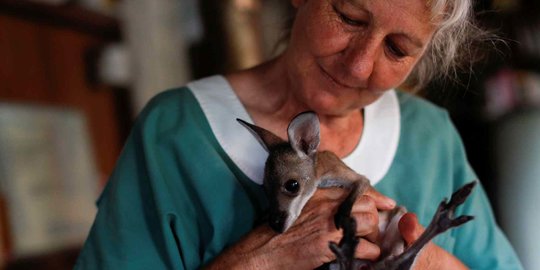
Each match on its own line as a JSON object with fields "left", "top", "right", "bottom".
{"left": 398, "top": 213, "right": 469, "bottom": 270}
{"left": 204, "top": 187, "right": 396, "bottom": 270}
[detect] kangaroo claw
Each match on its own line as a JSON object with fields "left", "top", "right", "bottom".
{"left": 448, "top": 181, "right": 476, "bottom": 206}
{"left": 430, "top": 181, "right": 477, "bottom": 235}
{"left": 328, "top": 215, "right": 360, "bottom": 270}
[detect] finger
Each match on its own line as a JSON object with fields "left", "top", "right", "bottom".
{"left": 397, "top": 214, "right": 457, "bottom": 269}
{"left": 355, "top": 238, "right": 381, "bottom": 261}
{"left": 352, "top": 195, "right": 377, "bottom": 212}
{"left": 364, "top": 186, "right": 396, "bottom": 210}
{"left": 350, "top": 211, "right": 379, "bottom": 241}
{"left": 351, "top": 196, "right": 379, "bottom": 240}
{"left": 398, "top": 213, "right": 425, "bottom": 245}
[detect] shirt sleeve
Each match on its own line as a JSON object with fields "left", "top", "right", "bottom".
{"left": 74, "top": 91, "right": 192, "bottom": 270}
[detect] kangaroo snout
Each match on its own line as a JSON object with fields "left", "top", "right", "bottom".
{"left": 269, "top": 210, "right": 288, "bottom": 233}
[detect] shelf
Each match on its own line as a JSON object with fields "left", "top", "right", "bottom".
{"left": 0, "top": 0, "right": 120, "bottom": 40}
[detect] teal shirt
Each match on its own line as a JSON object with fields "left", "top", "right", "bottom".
{"left": 75, "top": 85, "right": 523, "bottom": 269}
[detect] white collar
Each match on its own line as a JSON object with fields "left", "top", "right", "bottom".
{"left": 188, "top": 75, "right": 400, "bottom": 186}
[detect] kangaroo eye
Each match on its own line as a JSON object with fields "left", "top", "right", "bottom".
{"left": 284, "top": 179, "right": 300, "bottom": 194}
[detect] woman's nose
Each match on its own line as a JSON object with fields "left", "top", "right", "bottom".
{"left": 342, "top": 37, "right": 380, "bottom": 82}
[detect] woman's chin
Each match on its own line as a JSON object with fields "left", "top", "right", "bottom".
{"left": 303, "top": 91, "right": 380, "bottom": 116}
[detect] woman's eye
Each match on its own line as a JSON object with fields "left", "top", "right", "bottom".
{"left": 340, "top": 13, "right": 364, "bottom": 26}
{"left": 334, "top": 6, "right": 366, "bottom": 27}
{"left": 385, "top": 39, "right": 407, "bottom": 59}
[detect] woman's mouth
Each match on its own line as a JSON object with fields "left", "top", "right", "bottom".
{"left": 318, "top": 64, "right": 357, "bottom": 90}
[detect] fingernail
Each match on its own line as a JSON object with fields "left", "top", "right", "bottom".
{"left": 386, "top": 198, "right": 396, "bottom": 208}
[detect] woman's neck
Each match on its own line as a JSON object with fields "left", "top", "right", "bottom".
{"left": 226, "top": 56, "right": 364, "bottom": 158}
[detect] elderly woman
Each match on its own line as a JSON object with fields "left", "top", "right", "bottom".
{"left": 75, "top": 0, "right": 523, "bottom": 269}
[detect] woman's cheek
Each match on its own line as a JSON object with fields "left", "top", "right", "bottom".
{"left": 308, "top": 22, "right": 351, "bottom": 56}
{"left": 370, "top": 60, "right": 414, "bottom": 91}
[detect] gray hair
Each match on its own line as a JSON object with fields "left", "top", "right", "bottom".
{"left": 406, "top": 0, "right": 491, "bottom": 91}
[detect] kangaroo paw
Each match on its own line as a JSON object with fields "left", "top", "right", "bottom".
{"left": 328, "top": 216, "right": 360, "bottom": 270}
{"left": 373, "top": 182, "right": 477, "bottom": 270}
{"left": 430, "top": 181, "right": 476, "bottom": 235}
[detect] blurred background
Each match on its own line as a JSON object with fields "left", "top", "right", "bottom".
{"left": 0, "top": 0, "right": 538, "bottom": 269}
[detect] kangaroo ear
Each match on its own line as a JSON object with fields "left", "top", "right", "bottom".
{"left": 237, "top": 118, "right": 285, "bottom": 152}
{"left": 287, "top": 111, "right": 320, "bottom": 158}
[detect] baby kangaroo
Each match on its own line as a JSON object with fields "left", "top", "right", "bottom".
{"left": 237, "top": 111, "right": 476, "bottom": 270}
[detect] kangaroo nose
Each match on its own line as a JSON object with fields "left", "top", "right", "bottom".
{"left": 269, "top": 211, "right": 287, "bottom": 233}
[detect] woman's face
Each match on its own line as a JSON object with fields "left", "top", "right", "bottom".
{"left": 284, "top": 0, "right": 436, "bottom": 115}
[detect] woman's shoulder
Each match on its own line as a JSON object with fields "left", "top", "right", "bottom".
{"left": 395, "top": 90, "right": 448, "bottom": 119}
{"left": 392, "top": 90, "right": 465, "bottom": 168}
{"left": 394, "top": 90, "right": 454, "bottom": 135}
{"left": 141, "top": 86, "right": 196, "bottom": 115}
{"left": 136, "top": 75, "right": 235, "bottom": 125}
